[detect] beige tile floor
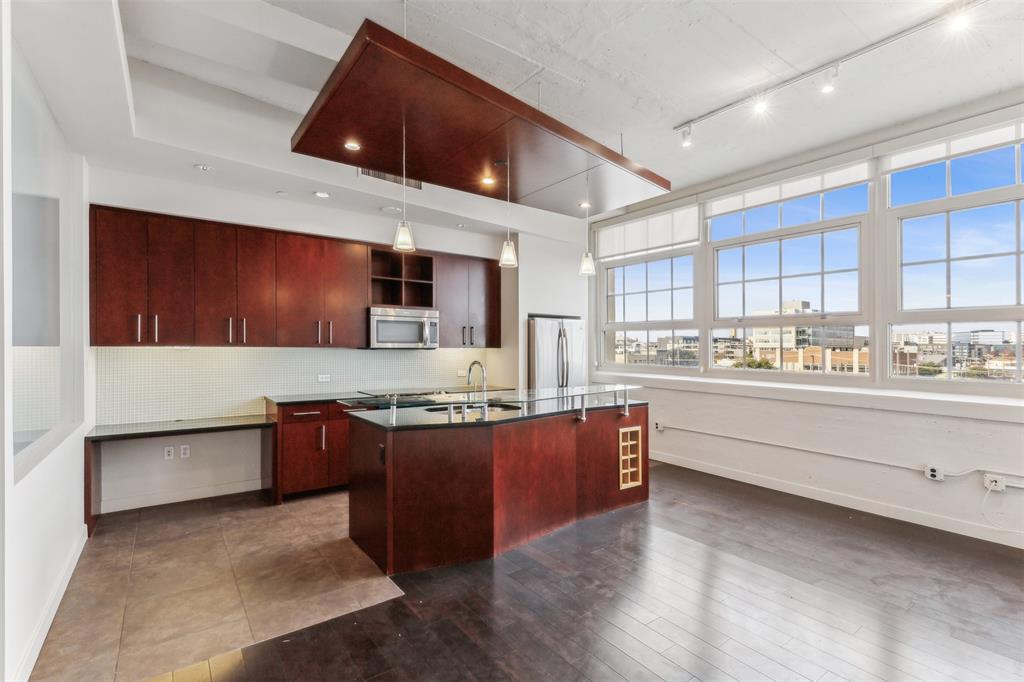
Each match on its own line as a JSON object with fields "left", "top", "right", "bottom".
{"left": 30, "top": 490, "right": 403, "bottom": 682}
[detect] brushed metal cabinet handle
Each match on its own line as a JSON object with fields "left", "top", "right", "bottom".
{"left": 136, "top": 313, "right": 142, "bottom": 343}
{"left": 291, "top": 411, "right": 322, "bottom": 416}
{"left": 316, "top": 320, "right": 322, "bottom": 345}
{"left": 469, "top": 326, "right": 475, "bottom": 345}
{"left": 462, "top": 326, "right": 466, "bottom": 345}
{"left": 154, "top": 314, "right": 159, "bottom": 344}
{"left": 228, "top": 317, "right": 233, "bottom": 344}
{"left": 328, "top": 320, "right": 334, "bottom": 345}
{"left": 242, "top": 317, "right": 247, "bottom": 344}
{"left": 320, "top": 424, "right": 327, "bottom": 451}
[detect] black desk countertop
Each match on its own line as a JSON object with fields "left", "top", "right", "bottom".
{"left": 85, "top": 415, "right": 276, "bottom": 442}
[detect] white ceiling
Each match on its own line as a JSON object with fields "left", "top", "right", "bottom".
{"left": 14, "top": 0, "right": 1024, "bottom": 231}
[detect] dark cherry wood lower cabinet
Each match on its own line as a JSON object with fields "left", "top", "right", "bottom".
{"left": 280, "top": 421, "right": 330, "bottom": 494}
{"left": 349, "top": 404, "right": 649, "bottom": 575}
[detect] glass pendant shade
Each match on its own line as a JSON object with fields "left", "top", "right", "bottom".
{"left": 498, "top": 238, "right": 518, "bottom": 268}
{"left": 393, "top": 219, "right": 416, "bottom": 252}
{"left": 578, "top": 251, "right": 596, "bottom": 276}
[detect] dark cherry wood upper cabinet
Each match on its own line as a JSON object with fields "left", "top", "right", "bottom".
{"left": 194, "top": 221, "right": 238, "bottom": 346}
{"left": 275, "top": 232, "right": 325, "bottom": 347}
{"left": 92, "top": 206, "right": 149, "bottom": 345}
{"left": 147, "top": 215, "right": 195, "bottom": 345}
{"left": 323, "top": 239, "right": 369, "bottom": 347}
{"left": 467, "top": 257, "right": 499, "bottom": 348}
{"left": 434, "top": 254, "right": 469, "bottom": 347}
{"left": 236, "top": 227, "right": 277, "bottom": 346}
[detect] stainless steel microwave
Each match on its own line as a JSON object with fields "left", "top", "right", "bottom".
{"left": 369, "top": 307, "right": 439, "bottom": 349}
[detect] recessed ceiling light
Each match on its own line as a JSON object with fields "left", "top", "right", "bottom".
{"left": 820, "top": 65, "right": 839, "bottom": 94}
{"left": 457, "top": 223, "right": 465, "bottom": 228}
{"left": 380, "top": 206, "right": 403, "bottom": 214}
{"left": 579, "top": 201, "right": 591, "bottom": 209}
{"left": 753, "top": 98, "right": 769, "bottom": 115}
{"left": 344, "top": 140, "right": 361, "bottom": 151}
{"left": 313, "top": 191, "right": 331, "bottom": 199}
{"left": 482, "top": 177, "right": 495, "bottom": 186}
{"left": 948, "top": 11, "right": 970, "bottom": 32}
{"left": 193, "top": 163, "right": 213, "bottom": 171}
{"left": 275, "top": 190, "right": 289, "bottom": 196}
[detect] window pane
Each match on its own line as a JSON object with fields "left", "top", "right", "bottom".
{"left": 744, "top": 241, "right": 779, "bottom": 279}
{"left": 606, "top": 330, "right": 625, "bottom": 364}
{"left": 606, "top": 266, "right": 624, "bottom": 295}
{"left": 782, "top": 275, "right": 821, "bottom": 313}
{"left": 711, "top": 328, "right": 744, "bottom": 368}
{"left": 823, "top": 183, "right": 868, "bottom": 219}
{"left": 717, "top": 283, "right": 742, "bottom": 318}
{"left": 824, "top": 271, "right": 858, "bottom": 312}
{"left": 624, "top": 330, "right": 648, "bottom": 364}
{"left": 647, "top": 258, "right": 672, "bottom": 290}
{"left": 902, "top": 262, "right": 946, "bottom": 309}
{"left": 649, "top": 330, "right": 675, "bottom": 366}
{"left": 673, "top": 255, "right": 693, "bottom": 287}
{"left": 824, "top": 228, "right": 858, "bottom": 271}
{"left": 624, "top": 263, "right": 646, "bottom": 293}
{"left": 950, "top": 255, "right": 1016, "bottom": 307}
{"left": 624, "top": 293, "right": 646, "bottom": 321}
{"left": 825, "top": 325, "right": 869, "bottom": 374}
{"left": 890, "top": 162, "right": 946, "bottom": 206}
{"left": 951, "top": 322, "right": 1018, "bottom": 381}
{"left": 949, "top": 202, "right": 1016, "bottom": 258}
{"left": 672, "top": 288, "right": 693, "bottom": 320}
{"left": 745, "top": 279, "right": 779, "bottom": 316}
{"left": 781, "top": 194, "right": 820, "bottom": 227}
{"left": 647, "top": 290, "right": 671, "bottom": 321}
{"left": 710, "top": 213, "right": 743, "bottom": 241}
{"left": 782, "top": 234, "right": 821, "bottom": 275}
{"left": 744, "top": 204, "right": 779, "bottom": 234}
{"left": 672, "top": 329, "right": 700, "bottom": 368}
{"left": 744, "top": 327, "right": 780, "bottom": 370}
{"left": 717, "top": 248, "right": 742, "bottom": 282}
{"left": 781, "top": 325, "right": 822, "bottom": 372}
{"left": 891, "top": 324, "right": 948, "bottom": 379}
{"left": 607, "top": 295, "right": 623, "bottom": 322}
{"left": 950, "top": 146, "right": 1016, "bottom": 196}
{"left": 901, "top": 214, "right": 946, "bottom": 263}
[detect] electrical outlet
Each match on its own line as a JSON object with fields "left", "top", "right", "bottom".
{"left": 318, "top": 374, "right": 330, "bottom": 383}
{"left": 924, "top": 465, "right": 944, "bottom": 481}
{"left": 654, "top": 422, "right": 664, "bottom": 432}
{"left": 163, "top": 446, "right": 175, "bottom": 461}
{"left": 456, "top": 369, "right": 467, "bottom": 377}
{"left": 984, "top": 474, "right": 1006, "bottom": 492}
{"left": 180, "top": 444, "right": 191, "bottom": 459}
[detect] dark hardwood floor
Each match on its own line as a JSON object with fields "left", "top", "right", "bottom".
{"left": 166, "top": 464, "right": 1024, "bottom": 682}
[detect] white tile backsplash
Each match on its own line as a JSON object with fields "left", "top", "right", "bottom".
{"left": 95, "top": 346, "right": 488, "bottom": 424}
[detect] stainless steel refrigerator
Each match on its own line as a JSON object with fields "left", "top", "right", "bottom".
{"left": 528, "top": 315, "right": 587, "bottom": 389}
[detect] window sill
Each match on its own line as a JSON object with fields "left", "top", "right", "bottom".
{"left": 593, "top": 369, "right": 1024, "bottom": 423}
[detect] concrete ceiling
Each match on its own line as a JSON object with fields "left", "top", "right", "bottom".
{"left": 14, "top": 0, "right": 1024, "bottom": 231}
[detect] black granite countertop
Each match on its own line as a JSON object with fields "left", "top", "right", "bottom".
{"left": 86, "top": 415, "right": 275, "bottom": 442}
{"left": 349, "top": 393, "right": 646, "bottom": 431}
{"left": 264, "top": 392, "right": 367, "bottom": 406}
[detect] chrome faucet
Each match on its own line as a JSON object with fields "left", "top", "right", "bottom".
{"left": 467, "top": 360, "right": 487, "bottom": 395}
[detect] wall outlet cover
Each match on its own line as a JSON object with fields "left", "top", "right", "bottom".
{"left": 163, "top": 446, "right": 175, "bottom": 461}
{"left": 456, "top": 369, "right": 467, "bottom": 377}
{"left": 984, "top": 474, "right": 1006, "bottom": 492}
{"left": 924, "top": 465, "right": 944, "bottom": 481}
{"left": 180, "top": 444, "right": 191, "bottom": 459}
{"left": 318, "top": 374, "right": 331, "bottom": 382}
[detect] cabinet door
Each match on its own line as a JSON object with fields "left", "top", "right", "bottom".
{"left": 327, "top": 417, "right": 350, "bottom": 486}
{"left": 92, "top": 207, "right": 148, "bottom": 345}
{"left": 147, "top": 215, "right": 195, "bottom": 345}
{"left": 434, "top": 254, "right": 469, "bottom": 347}
{"left": 323, "top": 239, "right": 368, "bottom": 348}
{"left": 237, "top": 227, "right": 276, "bottom": 346}
{"left": 275, "top": 232, "right": 324, "bottom": 346}
{"left": 281, "top": 421, "right": 330, "bottom": 494}
{"left": 195, "top": 222, "right": 237, "bottom": 346}
{"left": 466, "top": 258, "right": 491, "bottom": 347}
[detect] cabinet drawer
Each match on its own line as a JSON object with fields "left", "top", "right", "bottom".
{"left": 280, "top": 403, "right": 330, "bottom": 423}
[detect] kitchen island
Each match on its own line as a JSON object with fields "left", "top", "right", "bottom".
{"left": 348, "top": 385, "right": 648, "bottom": 575}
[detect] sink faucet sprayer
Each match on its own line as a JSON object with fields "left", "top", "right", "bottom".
{"left": 467, "top": 360, "right": 487, "bottom": 396}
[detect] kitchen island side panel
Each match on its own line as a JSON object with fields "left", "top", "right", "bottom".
{"left": 349, "top": 418, "right": 392, "bottom": 573}
{"left": 576, "top": 405, "right": 649, "bottom": 519}
{"left": 391, "top": 427, "right": 495, "bottom": 573}
{"left": 492, "top": 414, "right": 578, "bottom": 553}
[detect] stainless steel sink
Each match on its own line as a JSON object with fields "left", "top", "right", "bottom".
{"left": 423, "top": 403, "right": 522, "bottom": 413}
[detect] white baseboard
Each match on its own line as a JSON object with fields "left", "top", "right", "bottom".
{"left": 15, "top": 523, "right": 88, "bottom": 681}
{"left": 651, "top": 450, "right": 1024, "bottom": 550}
{"left": 100, "top": 478, "right": 263, "bottom": 514}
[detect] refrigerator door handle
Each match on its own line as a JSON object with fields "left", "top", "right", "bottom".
{"left": 555, "top": 328, "right": 563, "bottom": 388}
{"left": 558, "top": 327, "right": 569, "bottom": 387}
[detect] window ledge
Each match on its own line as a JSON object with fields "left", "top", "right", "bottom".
{"left": 593, "top": 370, "right": 1024, "bottom": 423}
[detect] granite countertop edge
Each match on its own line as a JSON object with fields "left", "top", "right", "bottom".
{"left": 349, "top": 399, "right": 648, "bottom": 431}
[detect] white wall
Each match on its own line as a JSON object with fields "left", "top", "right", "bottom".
{"left": 3, "top": 38, "right": 92, "bottom": 682}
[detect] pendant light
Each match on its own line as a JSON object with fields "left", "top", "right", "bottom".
{"left": 498, "top": 139, "right": 518, "bottom": 268}
{"left": 392, "top": 1, "right": 416, "bottom": 253}
{"left": 578, "top": 172, "right": 595, "bottom": 276}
